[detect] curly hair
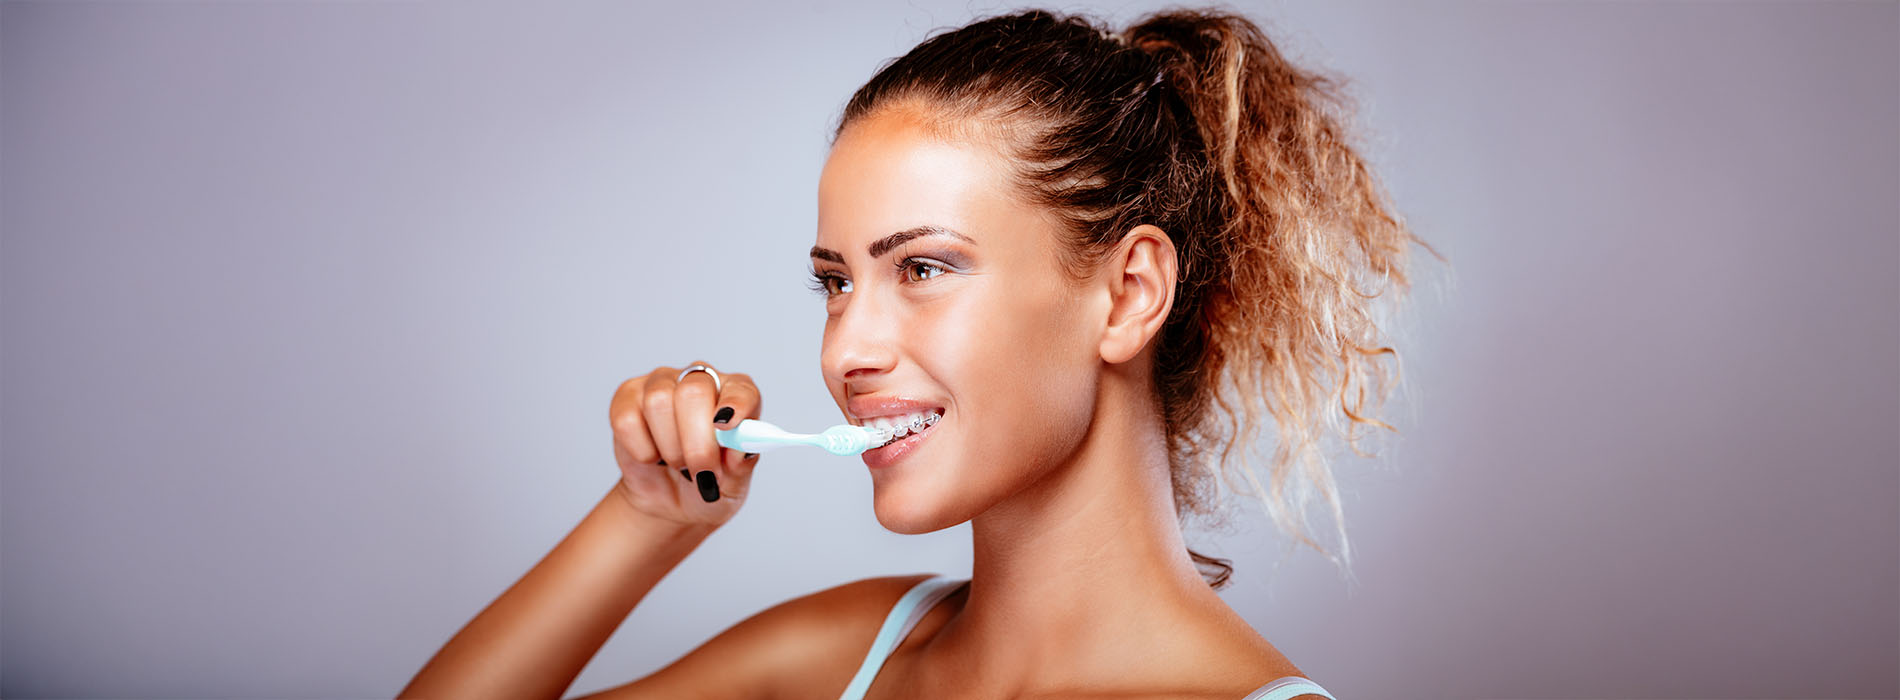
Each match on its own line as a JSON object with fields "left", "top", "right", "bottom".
{"left": 835, "top": 8, "right": 1437, "bottom": 587}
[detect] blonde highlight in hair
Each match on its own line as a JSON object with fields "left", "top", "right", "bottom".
{"left": 1133, "top": 11, "right": 1439, "bottom": 578}
{"left": 839, "top": 8, "right": 1438, "bottom": 586}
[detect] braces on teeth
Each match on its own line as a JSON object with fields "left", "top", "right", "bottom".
{"left": 862, "top": 410, "right": 942, "bottom": 448}
{"left": 874, "top": 412, "right": 940, "bottom": 436}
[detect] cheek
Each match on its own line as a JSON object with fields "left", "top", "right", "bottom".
{"left": 1013, "top": 290, "right": 1099, "bottom": 452}
{"left": 916, "top": 281, "right": 1096, "bottom": 471}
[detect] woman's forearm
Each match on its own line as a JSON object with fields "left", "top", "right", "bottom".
{"left": 400, "top": 482, "right": 716, "bottom": 700}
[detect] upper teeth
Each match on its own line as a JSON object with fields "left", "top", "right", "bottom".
{"left": 865, "top": 410, "right": 941, "bottom": 438}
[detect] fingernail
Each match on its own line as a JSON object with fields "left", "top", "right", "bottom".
{"left": 744, "top": 452, "right": 758, "bottom": 459}
{"left": 713, "top": 406, "right": 735, "bottom": 425}
{"left": 656, "top": 458, "right": 667, "bottom": 466}
{"left": 679, "top": 468, "right": 691, "bottom": 481}
{"left": 695, "top": 470, "right": 720, "bottom": 502}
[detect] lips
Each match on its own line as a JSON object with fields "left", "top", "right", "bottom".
{"left": 860, "top": 413, "right": 939, "bottom": 469}
{"left": 847, "top": 395, "right": 946, "bottom": 469}
{"left": 846, "top": 395, "right": 946, "bottom": 423}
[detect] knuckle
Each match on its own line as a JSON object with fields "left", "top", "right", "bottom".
{"left": 642, "top": 389, "right": 673, "bottom": 415}
{"left": 611, "top": 410, "right": 645, "bottom": 436}
{"left": 676, "top": 380, "right": 714, "bottom": 404}
{"left": 611, "top": 381, "right": 642, "bottom": 410}
{"left": 721, "top": 379, "right": 755, "bottom": 404}
{"left": 623, "top": 439, "right": 657, "bottom": 463}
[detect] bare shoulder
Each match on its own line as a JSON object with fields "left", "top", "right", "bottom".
{"left": 1214, "top": 636, "right": 1324, "bottom": 699}
{"left": 567, "top": 573, "right": 939, "bottom": 700}
{"left": 1131, "top": 607, "right": 1318, "bottom": 700}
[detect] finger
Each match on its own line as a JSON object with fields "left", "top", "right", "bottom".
{"left": 642, "top": 367, "right": 684, "bottom": 467}
{"left": 613, "top": 437, "right": 674, "bottom": 489}
{"left": 713, "top": 372, "right": 762, "bottom": 430}
{"left": 724, "top": 446, "right": 762, "bottom": 477}
{"left": 720, "top": 376, "right": 763, "bottom": 471}
{"left": 610, "top": 376, "right": 660, "bottom": 465}
{"left": 674, "top": 361, "right": 725, "bottom": 475}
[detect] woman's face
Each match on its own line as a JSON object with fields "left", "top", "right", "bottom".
{"left": 814, "top": 107, "right": 1104, "bottom": 534}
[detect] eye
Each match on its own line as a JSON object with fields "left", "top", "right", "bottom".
{"left": 900, "top": 258, "right": 946, "bottom": 283}
{"left": 805, "top": 271, "right": 851, "bottom": 297}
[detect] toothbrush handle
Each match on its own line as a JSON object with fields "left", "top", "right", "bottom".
{"left": 715, "top": 419, "right": 821, "bottom": 453}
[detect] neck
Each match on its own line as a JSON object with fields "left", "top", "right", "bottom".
{"left": 935, "top": 362, "right": 1225, "bottom": 687}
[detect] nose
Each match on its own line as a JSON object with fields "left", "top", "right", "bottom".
{"left": 820, "top": 290, "right": 899, "bottom": 386}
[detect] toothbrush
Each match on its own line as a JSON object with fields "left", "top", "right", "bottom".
{"left": 715, "top": 415, "right": 939, "bottom": 456}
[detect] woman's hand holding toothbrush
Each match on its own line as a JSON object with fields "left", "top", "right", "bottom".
{"left": 402, "top": 362, "right": 762, "bottom": 698}
{"left": 405, "top": 361, "right": 901, "bottom": 697}
{"left": 608, "top": 362, "right": 763, "bottom": 529}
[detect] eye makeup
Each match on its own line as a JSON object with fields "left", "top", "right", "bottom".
{"left": 895, "top": 246, "right": 971, "bottom": 271}
{"left": 806, "top": 243, "right": 972, "bottom": 295}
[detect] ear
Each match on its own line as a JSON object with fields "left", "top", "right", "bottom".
{"left": 1098, "top": 224, "right": 1177, "bottom": 365}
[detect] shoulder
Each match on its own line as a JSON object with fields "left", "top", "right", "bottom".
{"left": 1151, "top": 609, "right": 1320, "bottom": 700}
{"left": 741, "top": 571, "right": 946, "bottom": 686}
{"left": 568, "top": 573, "right": 940, "bottom": 700}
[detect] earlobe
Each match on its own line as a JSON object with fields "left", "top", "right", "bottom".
{"left": 1098, "top": 225, "right": 1177, "bottom": 365}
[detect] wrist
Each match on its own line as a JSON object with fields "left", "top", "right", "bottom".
{"left": 605, "top": 481, "right": 719, "bottom": 544}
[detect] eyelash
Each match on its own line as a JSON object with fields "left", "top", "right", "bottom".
{"left": 806, "top": 257, "right": 948, "bottom": 298}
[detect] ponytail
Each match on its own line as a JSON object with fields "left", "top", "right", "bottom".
{"left": 1124, "top": 11, "right": 1434, "bottom": 577}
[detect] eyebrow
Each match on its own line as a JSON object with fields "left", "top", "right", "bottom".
{"left": 809, "top": 225, "right": 975, "bottom": 264}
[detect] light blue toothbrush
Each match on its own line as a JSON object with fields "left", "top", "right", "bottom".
{"left": 715, "top": 416, "right": 933, "bottom": 456}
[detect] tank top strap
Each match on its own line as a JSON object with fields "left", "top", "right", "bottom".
{"left": 835, "top": 574, "right": 968, "bottom": 700}
{"left": 1241, "top": 675, "right": 1338, "bottom": 700}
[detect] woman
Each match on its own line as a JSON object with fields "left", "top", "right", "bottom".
{"left": 404, "top": 8, "right": 1427, "bottom": 699}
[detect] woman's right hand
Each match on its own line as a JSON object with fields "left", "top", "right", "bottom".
{"left": 608, "top": 362, "right": 763, "bottom": 529}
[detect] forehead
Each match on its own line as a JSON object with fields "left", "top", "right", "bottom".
{"left": 815, "top": 109, "right": 1037, "bottom": 255}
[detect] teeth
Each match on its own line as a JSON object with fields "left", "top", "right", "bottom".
{"left": 860, "top": 410, "right": 942, "bottom": 442}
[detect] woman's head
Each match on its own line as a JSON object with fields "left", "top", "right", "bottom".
{"left": 812, "top": 108, "right": 1114, "bottom": 537}
{"left": 815, "top": 8, "right": 1430, "bottom": 585}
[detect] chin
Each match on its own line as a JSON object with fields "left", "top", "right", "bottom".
{"left": 871, "top": 487, "right": 969, "bottom": 535}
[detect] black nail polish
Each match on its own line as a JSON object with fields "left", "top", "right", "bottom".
{"left": 713, "top": 406, "right": 735, "bottom": 424}
{"left": 744, "top": 452, "right": 758, "bottom": 459}
{"left": 656, "top": 458, "right": 666, "bottom": 466}
{"left": 679, "top": 468, "right": 691, "bottom": 481}
{"left": 695, "top": 470, "right": 720, "bottom": 502}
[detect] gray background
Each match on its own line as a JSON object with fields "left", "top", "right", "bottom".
{"left": 3, "top": 1, "right": 1895, "bottom": 698}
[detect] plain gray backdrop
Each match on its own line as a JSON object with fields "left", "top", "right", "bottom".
{"left": 3, "top": 1, "right": 1895, "bottom": 698}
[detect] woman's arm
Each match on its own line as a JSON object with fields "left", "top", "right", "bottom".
{"left": 399, "top": 482, "right": 716, "bottom": 700}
